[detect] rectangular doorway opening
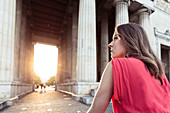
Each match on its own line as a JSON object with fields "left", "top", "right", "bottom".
{"left": 161, "top": 44, "right": 170, "bottom": 82}
{"left": 34, "top": 43, "right": 58, "bottom": 86}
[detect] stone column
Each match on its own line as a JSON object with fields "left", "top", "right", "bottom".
{"left": 19, "top": 7, "right": 27, "bottom": 82}
{"left": 113, "top": 0, "right": 129, "bottom": 26}
{"left": 56, "top": 46, "right": 61, "bottom": 84}
{"left": 77, "top": 0, "right": 97, "bottom": 82}
{"left": 71, "top": 1, "right": 78, "bottom": 82}
{"left": 25, "top": 22, "right": 33, "bottom": 84}
{"left": 137, "top": 8, "right": 151, "bottom": 44}
{"left": 62, "top": 30, "right": 67, "bottom": 83}
{"left": 0, "top": 0, "right": 16, "bottom": 98}
{"left": 14, "top": 0, "right": 22, "bottom": 81}
{"left": 60, "top": 27, "right": 67, "bottom": 84}
{"left": 0, "top": 0, "right": 16, "bottom": 81}
{"left": 100, "top": 12, "right": 109, "bottom": 77}
{"left": 66, "top": 18, "right": 72, "bottom": 82}
{"left": 30, "top": 43, "right": 34, "bottom": 84}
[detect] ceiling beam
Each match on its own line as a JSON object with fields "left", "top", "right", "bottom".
{"left": 33, "top": 30, "right": 59, "bottom": 38}
{"left": 48, "top": 0, "right": 68, "bottom": 5}
{"left": 31, "top": 3, "right": 65, "bottom": 17}
{"left": 32, "top": 0, "right": 66, "bottom": 12}
{"left": 33, "top": 27, "right": 60, "bottom": 34}
{"left": 32, "top": 10, "right": 63, "bottom": 22}
{"left": 32, "top": 16, "right": 61, "bottom": 27}
{"left": 34, "top": 22, "right": 61, "bottom": 31}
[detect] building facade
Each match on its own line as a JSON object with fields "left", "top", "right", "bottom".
{"left": 0, "top": 0, "right": 170, "bottom": 105}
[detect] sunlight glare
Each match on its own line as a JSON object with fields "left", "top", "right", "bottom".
{"left": 34, "top": 43, "right": 58, "bottom": 83}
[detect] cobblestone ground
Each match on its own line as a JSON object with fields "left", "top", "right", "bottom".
{"left": 0, "top": 87, "right": 113, "bottom": 113}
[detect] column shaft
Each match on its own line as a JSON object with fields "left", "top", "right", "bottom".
{"left": 114, "top": 1, "right": 129, "bottom": 26}
{"left": 56, "top": 47, "right": 61, "bottom": 83}
{"left": 101, "top": 12, "right": 109, "bottom": 77}
{"left": 0, "top": 0, "right": 16, "bottom": 81}
{"left": 138, "top": 8, "right": 151, "bottom": 36}
{"left": 71, "top": 1, "right": 78, "bottom": 82}
{"left": 19, "top": 9, "right": 27, "bottom": 82}
{"left": 66, "top": 18, "right": 72, "bottom": 82}
{"left": 14, "top": 0, "right": 22, "bottom": 81}
{"left": 62, "top": 27, "right": 67, "bottom": 83}
{"left": 77, "top": 0, "right": 97, "bottom": 82}
{"left": 137, "top": 8, "right": 152, "bottom": 46}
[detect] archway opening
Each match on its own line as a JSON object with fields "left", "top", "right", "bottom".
{"left": 34, "top": 43, "right": 58, "bottom": 90}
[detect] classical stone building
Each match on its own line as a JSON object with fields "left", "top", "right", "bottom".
{"left": 0, "top": 0, "right": 170, "bottom": 105}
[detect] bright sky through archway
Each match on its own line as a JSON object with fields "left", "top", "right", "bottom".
{"left": 34, "top": 43, "right": 58, "bottom": 83}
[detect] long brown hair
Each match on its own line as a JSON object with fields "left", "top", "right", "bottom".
{"left": 116, "top": 23, "right": 164, "bottom": 78}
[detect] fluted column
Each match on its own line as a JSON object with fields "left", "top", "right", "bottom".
{"left": 77, "top": 0, "right": 97, "bottom": 82}
{"left": 100, "top": 12, "right": 109, "bottom": 78}
{"left": 113, "top": 0, "right": 129, "bottom": 26}
{"left": 71, "top": 1, "right": 78, "bottom": 82}
{"left": 137, "top": 8, "right": 151, "bottom": 42}
{"left": 66, "top": 18, "right": 72, "bottom": 82}
{"left": 14, "top": 0, "right": 22, "bottom": 81}
{"left": 30, "top": 43, "right": 34, "bottom": 83}
{"left": 59, "top": 27, "right": 67, "bottom": 83}
{"left": 62, "top": 29, "right": 67, "bottom": 83}
{"left": 19, "top": 8, "right": 27, "bottom": 82}
{"left": 0, "top": 0, "right": 16, "bottom": 81}
{"left": 56, "top": 46, "right": 61, "bottom": 84}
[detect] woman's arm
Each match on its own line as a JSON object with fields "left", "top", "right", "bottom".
{"left": 87, "top": 61, "right": 113, "bottom": 113}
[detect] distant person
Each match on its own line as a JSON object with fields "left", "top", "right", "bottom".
{"left": 40, "top": 83, "right": 43, "bottom": 89}
{"left": 43, "top": 84, "right": 46, "bottom": 92}
{"left": 37, "top": 84, "right": 39, "bottom": 89}
{"left": 44, "top": 84, "right": 46, "bottom": 89}
{"left": 87, "top": 23, "right": 170, "bottom": 113}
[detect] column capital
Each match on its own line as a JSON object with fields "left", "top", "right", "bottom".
{"left": 137, "top": 7, "right": 152, "bottom": 16}
{"left": 113, "top": 0, "right": 130, "bottom": 6}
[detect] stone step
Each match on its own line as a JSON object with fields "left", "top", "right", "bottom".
{"left": 80, "top": 95, "right": 113, "bottom": 105}
{"left": 0, "top": 100, "right": 7, "bottom": 110}
{"left": 90, "top": 88, "right": 97, "bottom": 97}
{"left": 80, "top": 96, "right": 94, "bottom": 105}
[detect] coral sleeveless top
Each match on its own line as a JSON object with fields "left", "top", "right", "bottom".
{"left": 111, "top": 57, "right": 170, "bottom": 113}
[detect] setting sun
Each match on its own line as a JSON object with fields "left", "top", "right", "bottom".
{"left": 34, "top": 43, "right": 58, "bottom": 83}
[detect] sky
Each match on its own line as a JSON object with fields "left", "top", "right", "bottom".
{"left": 34, "top": 43, "right": 58, "bottom": 83}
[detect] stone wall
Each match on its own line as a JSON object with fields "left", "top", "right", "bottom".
{"left": 0, "top": 0, "right": 33, "bottom": 100}
{"left": 150, "top": 0, "right": 170, "bottom": 57}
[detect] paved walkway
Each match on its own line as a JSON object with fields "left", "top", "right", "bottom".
{"left": 0, "top": 87, "right": 113, "bottom": 113}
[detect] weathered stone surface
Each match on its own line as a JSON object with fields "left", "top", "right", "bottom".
{"left": 101, "top": 12, "right": 109, "bottom": 78}
{"left": 77, "top": 0, "right": 97, "bottom": 82}
{"left": 114, "top": 0, "right": 129, "bottom": 26}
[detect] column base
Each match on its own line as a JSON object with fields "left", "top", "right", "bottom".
{"left": 57, "top": 82, "right": 99, "bottom": 104}
{"left": 57, "top": 82, "right": 99, "bottom": 95}
{"left": 0, "top": 81, "right": 33, "bottom": 107}
{"left": 0, "top": 81, "right": 33, "bottom": 99}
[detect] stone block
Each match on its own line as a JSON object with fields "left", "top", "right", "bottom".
{"left": 80, "top": 96, "right": 94, "bottom": 105}
{"left": 7, "top": 96, "right": 18, "bottom": 106}
{"left": 0, "top": 101, "right": 7, "bottom": 110}
{"left": 0, "top": 82, "right": 11, "bottom": 99}
{"left": 57, "top": 82, "right": 99, "bottom": 96}
{"left": 90, "top": 88, "right": 98, "bottom": 97}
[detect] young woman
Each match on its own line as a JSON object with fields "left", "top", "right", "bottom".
{"left": 87, "top": 23, "right": 170, "bottom": 113}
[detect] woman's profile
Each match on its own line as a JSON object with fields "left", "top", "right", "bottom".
{"left": 87, "top": 23, "right": 170, "bottom": 113}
